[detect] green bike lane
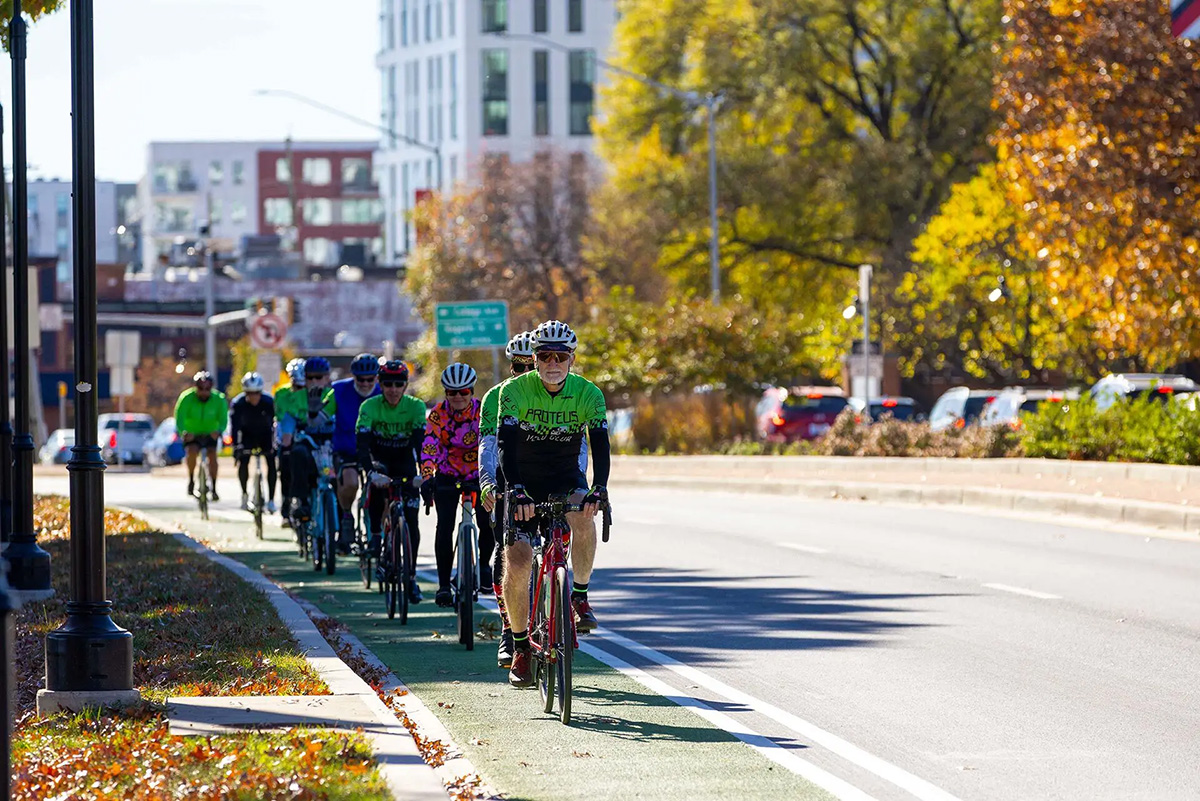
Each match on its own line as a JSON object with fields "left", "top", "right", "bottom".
{"left": 142, "top": 503, "right": 833, "bottom": 801}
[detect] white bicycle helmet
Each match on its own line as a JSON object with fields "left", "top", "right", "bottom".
{"left": 440, "top": 362, "right": 478, "bottom": 390}
{"left": 241, "top": 371, "right": 265, "bottom": 392}
{"left": 505, "top": 330, "right": 537, "bottom": 361}
{"left": 286, "top": 358, "right": 306, "bottom": 387}
{"left": 533, "top": 319, "right": 578, "bottom": 352}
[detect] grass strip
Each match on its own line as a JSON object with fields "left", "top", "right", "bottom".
{"left": 10, "top": 496, "right": 391, "bottom": 801}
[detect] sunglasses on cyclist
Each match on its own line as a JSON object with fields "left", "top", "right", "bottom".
{"left": 512, "top": 362, "right": 535, "bottom": 374}
{"left": 381, "top": 380, "right": 407, "bottom": 388}
{"left": 445, "top": 388, "right": 473, "bottom": 397}
{"left": 536, "top": 351, "right": 570, "bottom": 364}
{"left": 355, "top": 376, "right": 377, "bottom": 384}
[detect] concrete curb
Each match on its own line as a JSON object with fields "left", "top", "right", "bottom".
{"left": 122, "top": 507, "right": 451, "bottom": 801}
{"left": 608, "top": 476, "right": 1200, "bottom": 537}
{"left": 613, "top": 454, "right": 1200, "bottom": 486}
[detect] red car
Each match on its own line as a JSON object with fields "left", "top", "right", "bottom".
{"left": 757, "top": 387, "right": 850, "bottom": 442}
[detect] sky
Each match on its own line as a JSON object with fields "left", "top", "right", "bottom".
{"left": 0, "top": 0, "right": 381, "bottom": 183}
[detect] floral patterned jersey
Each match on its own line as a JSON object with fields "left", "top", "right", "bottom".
{"left": 420, "top": 398, "right": 481, "bottom": 481}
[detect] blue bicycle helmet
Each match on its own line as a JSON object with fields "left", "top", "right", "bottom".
{"left": 350, "top": 352, "right": 381, "bottom": 377}
{"left": 304, "top": 356, "right": 331, "bottom": 375}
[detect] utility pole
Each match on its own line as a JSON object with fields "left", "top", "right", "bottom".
{"left": 0, "top": 101, "right": 13, "bottom": 545}
{"left": 7, "top": 0, "right": 53, "bottom": 596}
{"left": 41, "top": 0, "right": 139, "bottom": 716}
{"left": 859, "top": 264, "right": 873, "bottom": 414}
{"left": 203, "top": 195, "right": 216, "bottom": 380}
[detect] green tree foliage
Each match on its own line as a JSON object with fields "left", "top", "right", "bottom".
{"left": 1, "top": 1, "right": 64, "bottom": 50}
{"left": 594, "top": 0, "right": 1002, "bottom": 349}
{"left": 898, "top": 164, "right": 1088, "bottom": 381}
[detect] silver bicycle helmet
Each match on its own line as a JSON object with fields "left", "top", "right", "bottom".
{"left": 505, "top": 330, "right": 537, "bottom": 361}
{"left": 286, "top": 358, "right": 307, "bottom": 387}
{"left": 533, "top": 319, "right": 578, "bottom": 352}
{"left": 440, "top": 362, "right": 478, "bottom": 390}
{"left": 241, "top": 371, "right": 265, "bottom": 392}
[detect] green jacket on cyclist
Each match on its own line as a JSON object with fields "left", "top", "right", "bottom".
{"left": 175, "top": 386, "right": 229, "bottom": 437}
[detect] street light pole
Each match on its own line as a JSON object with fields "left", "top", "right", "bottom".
{"left": 41, "top": 0, "right": 138, "bottom": 715}
{"left": 859, "top": 264, "right": 873, "bottom": 413}
{"left": 1, "top": 101, "right": 13, "bottom": 545}
{"left": 497, "top": 32, "right": 724, "bottom": 302}
{"left": 7, "top": 0, "right": 53, "bottom": 595}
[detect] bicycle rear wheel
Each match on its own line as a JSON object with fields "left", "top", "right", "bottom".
{"left": 535, "top": 558, "right": 555, "bottom": 713}
{"left": 397, "top": 509, "right": 411, "bottom": 625}
{"left": 555, "top": 565, "right": 573, "bottom": 725}
{"left": 358, "top": 493, "right": 372, "bottom": 589}
{"left": 311, "top": 492, "right": 324, "bottom": 572}
{"left": 253, "top": 469, "right": 264, "bottom": 539}
{"left": 457, "top": 524, "right": 475, "bottom": 649}
{"left": 322, "top": 487, "right": 338, "bottom": 576}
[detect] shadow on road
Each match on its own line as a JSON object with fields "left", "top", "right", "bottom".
{"left": 592, "top": 567, "right": 964, "bottom": 665}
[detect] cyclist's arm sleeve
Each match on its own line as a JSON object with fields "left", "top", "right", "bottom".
{"left": 498, "top": 383, "right": 524, "bottom": 487}
{"left": 577, "top": 434, "right": 589, "bottom": 475}
{"left": 588, "top": 426, "right": 611, "bottom": 486}
{"left": 228, "top": 401, "right": 240, "bottom": 443}
{"left": 355, "top": 404, "right": 374, "bottom": 469}
{"left": 174, "top": 394, "right": 188, "bottom": 432}
{"left": 480, "top": 433, "right": 498, "bottom": 489}
{"left": 420, "top": 410, "right": 444, "bottom": 481}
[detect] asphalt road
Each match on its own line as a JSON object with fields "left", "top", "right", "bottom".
{"left": 34, "top": 467, "right": 1200, "bottom": 800}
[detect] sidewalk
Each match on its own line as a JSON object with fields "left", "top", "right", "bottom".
{"left": 611, "top": 456, "right": 1200, "bottom": 537}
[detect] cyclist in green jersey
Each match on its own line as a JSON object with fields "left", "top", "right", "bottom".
{"left": 357, "top": 360, "right": 428, "bottom": 603}
{"left": 175, "top": 370, "right": 229, "bottom": 500}
{"left": 499, "top": 320, "right": 610, "bottom": 688}
{"left": 275, "top": 359, "right": 307, "bottom": 526}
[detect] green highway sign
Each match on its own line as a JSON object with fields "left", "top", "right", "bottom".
{"left": 435, "top": 300, "right": 510, "bottom": 349}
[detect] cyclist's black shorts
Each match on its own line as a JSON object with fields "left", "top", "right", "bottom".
{"left": 334, "top": 451, "right": 360, "bottom": 474}
{"left": 184, "top": 434, "right": 220, "bottom": 452}
{"left": 236, "top": 434, "right": 274, "bottom": 456}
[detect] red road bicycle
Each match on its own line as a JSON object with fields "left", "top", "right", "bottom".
{"left": 521, "top": 492, "right": 611, "bottom": 726}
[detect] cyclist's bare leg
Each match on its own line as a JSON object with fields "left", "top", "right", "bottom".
{"left": 337, "top": 466, "right": 358, "bottom": 512}
{"left": 502, "top": 541, "right": 534, "bottom": 633}
{"left": 566, "top": 511, "right": 597, "bottom": 586}
{"left": 184, "top": 447, "right": 198, "bottom": 482}
{"left": 206, "top": 448, "right": 219, "bottom": 484}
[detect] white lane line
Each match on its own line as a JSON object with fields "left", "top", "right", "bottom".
{"left": 577, "top": 641, "right": 881, "bottom": 801}
{"left": 779, "top": 542, "right": 830, "bottom": 554}
{"left": 595, "top": 628, "right": 964, "bottom": 801}
{"left": 982, "top": 583, "right": 1061, "bottom": 600}
{"left": 426, "top": 572, "right": 880, "bottom": 799}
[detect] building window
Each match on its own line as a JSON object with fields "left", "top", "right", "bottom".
{"left": 449, "top": 155, "right": 458, "bottom": 184}
{"left": 302, "top": 198, "right": 334, "bottom": 225}
{"left": 56, "top": 193, "right": 69, "bottom": 227}
{"left": 276, "top": 158, "right": 292, "bottom": 182}
{"left": 402, "top": 163, "right": 410, "bottom": 252}
{"left": 303, "top": 237, "right": 335, "bottom": 266}
{"left": 482, "top": 49, "right": 509, "bottom": 136}
{"left": 569, "top": 49, "right": 594, "bottom": 135}
{"left": 232, "top": 160, "right": 245, "bottom": 185}
{"left": 424, "top": 0, "right": 431, "bottom": 40}
{"left": 534, "top": 0, "right": 547, "bottom": 32}
{"left": 449, "top": 54, "right": 458, "bottom": 139}
{"left": 342, "top": 158, "right": 372, "bottom": 190}
{"left": 209, "top": 160, "right": 223, "bottom": 184}
{"left": 302, "top": 158, "right": 332, "bottom": 186}
{"left": 210, "top": 198, "right": 223, "bottom": 225}
{"left": 534, "top": 50, "right": 549, "bottom": 136}
{"left": 401, "top": 0, "right": 408, "bottom": 44}
{"left": 341, "top": 198, "right": 384, "bottom": 224}
{"left": 56, "top": 227, "right": 69, "bottom": 252}
{"left": 428, "top": 56, "right": 436, "bottom": 142}
{"left": 448, "top": 0, "right": 456, "bottom": 35}
{"left": 437, "top": 57, "right": 444, "bottom": 141}
{"left": 264, "top": 198, "right": 293, "bottom": 226}
{"left": 482, "top": 0, "right": 506, "bottom": 32}
{"left": 230, "top": 201, "right": 247, "bottom": 224}
{"left": 437, "top": 0, "right": 444, "bottom": 38}
{"left": 380, "top": 0, "right": 394, "bottom": 50}
{"left": 568, "top": 0, "right": 582, "bottom": 32}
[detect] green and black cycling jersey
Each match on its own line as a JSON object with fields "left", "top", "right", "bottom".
{"left": 355, "top": 393, "right": 427, "bottom": 479}
{"left": 497, "top": 371, "right": 610, "bottom": 489}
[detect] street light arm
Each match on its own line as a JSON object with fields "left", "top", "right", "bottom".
{"left": 254, "top": 89, "right": 440, "bottom": 158}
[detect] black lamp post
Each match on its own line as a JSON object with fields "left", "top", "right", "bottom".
{"left": 42, "top": 0, "right": 137, "bottom": 709}
{"left": 1, "top": 100, "right": 13, "bottom": 545}
{"left": 6, "top": 0, "right": 53, "bottom": 595}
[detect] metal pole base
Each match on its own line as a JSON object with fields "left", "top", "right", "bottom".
{"left": 44, "top": 601, "right": 134, "bottom": 693}
{"left": 36, "top": 688, "right": 141, "bottom": 716}
{"left": 3, "top": 541, "right": 52, "bottom": 593}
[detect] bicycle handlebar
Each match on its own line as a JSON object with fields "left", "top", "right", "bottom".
{"left": 525, "top": 498, "right": 613, "bottom": 542}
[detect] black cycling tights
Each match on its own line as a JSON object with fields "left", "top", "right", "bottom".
{"left": 432, "top": 480, "right": 495, "bottom": 588}
{"left": 366, "top": 484, "right": 421, "bottom": 574}
{"left": 237, "top": 452, "right": 277, "bottom": 499}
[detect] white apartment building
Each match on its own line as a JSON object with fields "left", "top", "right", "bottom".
{"left": 375, "top": 0, "right": 617, "bottom": 258}
{"left": 139, "top": 140, "right": 263, "bottom": 274}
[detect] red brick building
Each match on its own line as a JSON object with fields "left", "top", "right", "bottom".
{"left": 256, "top": 146, "right": 384, "bottom": 270}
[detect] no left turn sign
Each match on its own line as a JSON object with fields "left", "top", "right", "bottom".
{"left": 250, "top": 313, "right": 288, "bottom": 350}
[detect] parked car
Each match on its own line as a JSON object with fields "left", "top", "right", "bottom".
{"left": 98, "top": 413, "right": 155, "bottom": 464}
{"left": 848, "top": 396, "right": 923, "bottom": 422}
{"left": 928, "top": 387, "right": 998, "bottom": 432}
{"left": 144, "top": 417, "right": 186, "bottom": 467}
{"left": 38, "top": 429, "right": 75, "bottom": 465}
{"left": 757, "top": 386, "right": 849, "bottom": 442}
{"left": 980, "top": 388, "right": 1079, "bottom": 429}
{"left": 1088, "top": 373, "right": 1199, "bottom": 412}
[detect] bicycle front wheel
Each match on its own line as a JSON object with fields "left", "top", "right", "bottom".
{"left": 534, "top": 557, "right": 555, "bottom": 714}
{"left": 556, "top": 565, "right": 573, "bottom": 725}
{"left": 397, "top": 509, "right": 411, "bottom": 625}
{"left": 457, "top": 524, "right": 475, "bottom": 649}
{"left": 322, "top": 487, "right": 338, "bottom": 576}
{"left": 197, "top": 458, "right": 209, "bottom": 521}
{"left": 253, "top": 471, "right": 264, "bottom": 539}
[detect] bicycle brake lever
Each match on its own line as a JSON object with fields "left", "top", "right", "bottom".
{"left": 602, "top": 503, "right": 612, "bottom": 542}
